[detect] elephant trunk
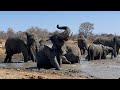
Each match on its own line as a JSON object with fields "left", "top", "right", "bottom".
{"left": 57, "top": 25, "right": 70, "bottom": 40}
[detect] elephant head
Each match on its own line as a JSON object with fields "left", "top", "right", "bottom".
{"left": 102, "top": 45, "right": 114, "bottom": 59}
{"left": 25, "top": 32, "right": 36, "bottom": 46}
{"left": 49, "top": 25, "right": 71, "bottom": 53}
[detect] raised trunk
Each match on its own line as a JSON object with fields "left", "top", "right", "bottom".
{"left": 56, "top": 25, "right": 70, "bottom": 40}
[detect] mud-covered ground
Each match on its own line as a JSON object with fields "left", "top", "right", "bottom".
{"left": 0, "top": 67, "right": 95, "bottom": 79}
{"left": 1, "top": 48, "right": 120, "bottom": 79}
{"left": 1, "top": 55, "right": 120, "bottom": 79}
{"left": 0, "top": 57, "right": 96, "bottom": 79}
{"left": 0, "top": 42, "right": 96, "bottom": 79}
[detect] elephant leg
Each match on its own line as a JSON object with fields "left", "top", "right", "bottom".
{"left": 99, "top": 54, "right": 101, "bottom": 60}
{"left": 114, "top": 49, "right": 117, "bottom": 57}
{"left": 56, "top": 54, "right": 62, "bottom": 67}
{"left": 80, "top": 49, "right": 83, "bottom": 55}
{"left": 37, "top": 63, "right": 41, "bottom": 70}
{"left": 83, "top": 49, "right": 86, "bottom": 55}
{"left": 28, "top": 47, "right": 36, "bottom": 62}
{"left": 88, "top": 55, "right": 91, "bottom": 61}
{"left": 117, "top": 49, "right": 119, "bottom": 55}
{"left": 4, "top": 53, "right": 9, "bottom": 63}
{"left": 61, "top": 55, "right": 71, "bottom": 64}
{"left": 91, "top": 55, "right": 94, "bottom": 60}
{"left": 8, "top": 54, "right": 13, "bottom": 63}
{"left": 4, "top": 53, "right": 13, "bottom": 63}
{"left": 22, "top": 49, "right": 28, "bottom": 62}
{"left": 47, "top": 52, "right": 61, "bottom": 70}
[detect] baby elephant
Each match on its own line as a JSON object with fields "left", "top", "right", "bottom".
{"left": 87, "top": 44, "right": 114, "bottom": 61}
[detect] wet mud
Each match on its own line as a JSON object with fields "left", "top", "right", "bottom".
{"left": 0, "top": 55, "right": 120, "bottom": 79}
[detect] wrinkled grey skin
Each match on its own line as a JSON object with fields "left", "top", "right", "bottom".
{"left": 87, "top": 44, "right": 114, "bottom": 61}
{"left": 93, "top": 36, "right": 120, "bottom": 57}
{"left": 61, "top": 55, "right": 71, "bottom": 64}
{"left": 78, "top": 35, "right": 88, "bottom": 55}
{"left": 4, "top": 32, "right": 36, "bottom": 63}
{"left": 27, "top": 41, "right": 39, "bottom": 62}
{"left": 62, "top": 44, "right": 81, "bottom": 64}
{"left": 36, "top": 25, "right": 70, "bottom": 70}
{"left": 104, "top": 46, "right": 114, "bottom": 59}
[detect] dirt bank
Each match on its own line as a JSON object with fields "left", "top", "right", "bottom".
{"left": 0, "top": 68, "right": 96, "bottom": 79}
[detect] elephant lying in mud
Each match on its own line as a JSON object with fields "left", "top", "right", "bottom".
{"left": 62, "top": 43, "right": 81, "bottom": 64}
{"left": 93, "top": 36, "right": 120, "bottom": 57}
{"left": 4, "top": 32, "right": 37, "bottom": 63}
{"left": 87, "top": 44, "right": 114, "bottom": 61}
{"left": 78, "top": 35, "right": 88, "bottom": 55}
{"left": 36, "top": 25, "right": 70, "bottom": 70}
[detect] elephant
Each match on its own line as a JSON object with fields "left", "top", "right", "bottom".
{"left": 93, "top": 36, "right": 120, "bottom": 57}
{"left": 4, "top": 32, "right": 36, "bottom": 63}
{"left": 37, "top": 40, "right": 71, "bottom": 64}
{"left": 87, "top": 44, "right": 114, "bottom": 61}
{"left": 78, "top": 35, "right": 88, "bottom": 55}
{"left": 104, "top": 46, "right": 114, "bottom": 59}
{"left": 62, "top": 43, "right": 81, "bottom": 64}
{"left": 36, "top": 25, "right": 70, "bottom": 70}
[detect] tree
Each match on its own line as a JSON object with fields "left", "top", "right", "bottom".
{"left": 26, "top": 26, "right": 49, "bottom": 40}
{"left": 6, "top": 27, "right": 15, "bottom": 38}
{"left": 79, "top": 22, "right": 94, "bottom": 39}
{"left": 0, "top": 31, "right": 6, "bottom": 39}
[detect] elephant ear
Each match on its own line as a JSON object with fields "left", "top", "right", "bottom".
{"left": 19, "top": 32, "right": 35, "bottom": 45}
{"left": 19, "top": 32, "right": 27, "bottom": 45}
{"left": 25, "top": 32, "right": 36, "bottom": 46}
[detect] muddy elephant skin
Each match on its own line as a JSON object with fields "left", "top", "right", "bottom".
{"left": 93, "top": 36, "right": 120, "bottom": 57}
{"left": 4, "top": 32, "right": 36, "bottom": 63}
{"left": 36, "top": 25, "right": 70, "bottom": 70}
{"left": 87, "top": 44, "right": 114, "bottom": 61}
{"left": 78, "top": 35, "right": 88, "bottom": 55}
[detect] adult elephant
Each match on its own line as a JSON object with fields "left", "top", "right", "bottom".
{"left": 36, "top": 25, "right": 70, "bottom": 70}
{"left": 93, "top": 36, "right": 120, "bottom": 57}
{"left": 4, "top": 32, "right": 36, "bottom": 63}
{"left": 78, "top": 35, "right": 88, "bottom": 55}
{"left": 62, "top": 43, "right": 81, "bottom": 64}
{"left": 87, "top": 44, "right": 114, "bottom": 61}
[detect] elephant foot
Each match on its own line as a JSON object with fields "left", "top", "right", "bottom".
{"left": 24, "top": 61, "right": 28, "bottom": 63}
{"left": 55, "top": 68, "right": 61, "bottom": 70}
{"left": 3, "top": 59, "right": 8, "bottom": 63}
{"left": 7, "top": 61, "right": 13, "bottom": 63}
{"left": 3, "top": 61, "right": 7, "bottom": 63}
{"left": 38, "top": 68, "right": 40, "bottom": 70}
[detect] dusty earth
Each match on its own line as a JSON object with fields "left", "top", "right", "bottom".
{"left": 0, "top": 57, "right": 96, "bottom": 79}
{"left": 0, "top": 67, "right": 95, "bottom": 79}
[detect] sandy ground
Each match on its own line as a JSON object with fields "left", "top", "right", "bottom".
{"left": 0, "top": 68, "right": 96, "bottom": 79}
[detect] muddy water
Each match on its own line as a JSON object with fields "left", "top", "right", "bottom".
{"left": 0, "top": 55, "right": 120, "bottom": 79}
{"left": 79, "top": 55, "right": 120, "bottom": 79}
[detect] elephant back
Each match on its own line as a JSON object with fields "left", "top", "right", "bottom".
{"left": 65, "top": 43, "right": 81, "bottom": 58}
{"left": 93, "top": 36, "right": 114, "bottom": 48}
